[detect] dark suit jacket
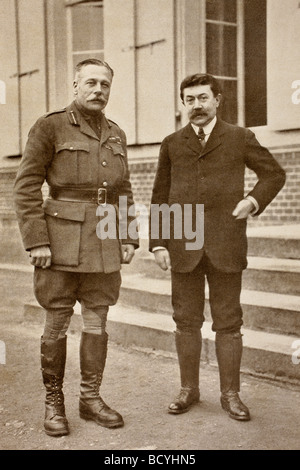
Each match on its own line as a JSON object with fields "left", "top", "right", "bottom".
{"left": 149, "top": 119, "right": 286, "bottom": 273}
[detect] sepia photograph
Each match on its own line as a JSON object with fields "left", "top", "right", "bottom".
{"left": 0, "top": 0, "right": 300, "bottom": 455}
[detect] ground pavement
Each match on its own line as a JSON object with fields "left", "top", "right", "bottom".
{"left": 0, "top": 268, "right": 300, "bottom": 453}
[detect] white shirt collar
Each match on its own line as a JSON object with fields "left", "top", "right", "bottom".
{"left": 191, "top": 116, "right": 217, "bottom": 140}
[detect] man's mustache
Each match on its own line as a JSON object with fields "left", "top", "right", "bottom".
{"left": 88, "top": 98, "right": 106, "bottom": 104}
{"left": 191, "top": 110, "right": 207, "bottom": 118}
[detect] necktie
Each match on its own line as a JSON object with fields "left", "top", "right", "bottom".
{"left": 198, "top": 127, "right": 205, "bottom": 147}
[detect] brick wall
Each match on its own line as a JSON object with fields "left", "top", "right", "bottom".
{"left": 244, "top": 151, "right": 300, "bottom": 226}
{"left": 128, "top": 160, "right": 157, "bottom": 207}
{"left": 0, "top": 150, "right": 299, "bottom": 230}
{"left": 128, "top": 150, "right": 300, "bottom": 227}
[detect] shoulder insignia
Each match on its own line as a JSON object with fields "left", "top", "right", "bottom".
{"left": 44, "top": 108, "right": 66, "bottom": 118}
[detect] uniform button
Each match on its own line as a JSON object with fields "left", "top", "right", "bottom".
{"left": 54, "top": 212, "right": 58, "bottom": 216}
{"left": 70, "top": 146, "right": 74, "bottom": 150}
{"left": 102, "top": 181, "right": 108, "bottom": 187}
{"left": 102, "top": 161, "right": 107, "bottom": 167}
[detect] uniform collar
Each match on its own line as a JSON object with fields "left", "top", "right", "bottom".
{"left": 66, "top": 101, "right": 113, "bottom": 142}
{"left": 66, "top": 101, "right": 112, "bottom": 128}
{"left": 73, "top": 101, "right": 102, "bottom": 125}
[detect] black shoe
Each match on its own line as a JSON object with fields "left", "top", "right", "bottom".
{"left": 221, "top": 392, "right": 250, "bottom": 421}
{"left": 168, "top": 387, "right": 200, "bottom": 414}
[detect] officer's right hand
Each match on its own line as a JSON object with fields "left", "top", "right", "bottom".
{"left": 30, "top": 245, "right": 52, "bottom": 269}
{"left": 153, "top": 248, "right": 171, "bottom": 271}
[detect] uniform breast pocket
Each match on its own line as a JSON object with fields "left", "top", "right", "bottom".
{"left": 105, "top": 141, "right": 127, "bottom": 180}
{"left": 52, "top": 142, "right": 92, "bottom": 185}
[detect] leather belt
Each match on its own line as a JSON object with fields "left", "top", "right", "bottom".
{"left": 50, "top": 187, "right": 117, "bottom": 205}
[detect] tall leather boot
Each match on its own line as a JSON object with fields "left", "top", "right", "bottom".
{"left": 168, "top": 330, "right": 201, "bottom": 414}
{"left": 41, "top": 336, "right": 69, "bottom": 436}
{"left": 215, "top": 331, "right": 250, "bottom": 421}
{"left": 79, "top": 331, "right": 124, "bottom": 428}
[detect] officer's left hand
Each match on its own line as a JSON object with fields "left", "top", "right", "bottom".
{"left": 232, "top": 199, "right": 255, "bottom": 219}
{"left": 121, "top": 244, "right": 135, "bottom": 264}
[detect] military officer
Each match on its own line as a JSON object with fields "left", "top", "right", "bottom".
{"left": 13, "top": 58, "right": 139, "bottom": 436}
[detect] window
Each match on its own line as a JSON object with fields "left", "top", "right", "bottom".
{"left": 205, "top": 0, "right": 266, "bottom": 126}
{"left": 67, "top": 1, "right": 104, "bottom": 73}
{"left": 205, "top": 0, "right": 238, "bottom": 124}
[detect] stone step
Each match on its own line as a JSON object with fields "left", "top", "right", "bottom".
{"left": 129, "top": 252, "right": 300, "bottom": 295}
{"left": 23, "top": 300, "right": 300, "bottom": 387}
{"left": 137, "top": 224, "right": 300, "bottom": 260}
{"left": 246, "top": 225, "right": 300, "bottom": 259}
{"left": 118, "top": 273, "right": 300, "bottom": 337}
{"left": 2, "top": 260, "right": 300, "bottom": 338}
{"left": 244, "top": 257, "right": 300, "bottom": 295}
{"left": 22, "top": 266, "right": 300, "bottom": 337}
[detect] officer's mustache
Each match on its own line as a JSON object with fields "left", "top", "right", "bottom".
{"left": 89, "top": 98, "right": 104, "bottom": 102}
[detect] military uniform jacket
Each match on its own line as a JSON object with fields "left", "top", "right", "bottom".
{"left": 149, "top": 119, "right": 286, "bottom": 273}
{"left": 13, "top": 102, "right": 139, "bottom": 273}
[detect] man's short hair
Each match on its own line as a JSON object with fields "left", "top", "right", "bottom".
{"left": 75, "top": 58, "right": 114, "bottom": 78}
{"left": 180, "top": 73, "right": 222, "bottom": 101}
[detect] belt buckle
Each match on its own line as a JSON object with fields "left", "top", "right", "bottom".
{"left": 97, "top": 188, "right": 107, "bottom": 206}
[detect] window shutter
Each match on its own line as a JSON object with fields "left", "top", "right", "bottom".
{"left": 134, "top": 0, "right": 175, "bottom": 143}
{"left": 104, "top": 0, "right": 176, "bottom": 144}
{"left": 103, "top": 0, "right": 136, "bottom": 144}
{"left": 0, "top": 0, "right": 20, "bottom": 156}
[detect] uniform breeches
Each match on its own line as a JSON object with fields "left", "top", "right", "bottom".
{"left": 34, "top": 268, "right": 121, "bottom": 340}
{"left": 171, "top": 254, "right": 243, "bottom": 334}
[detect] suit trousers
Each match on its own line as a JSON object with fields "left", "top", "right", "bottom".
{"left": 171, "top": 254, "right": 243, "bottom": 334}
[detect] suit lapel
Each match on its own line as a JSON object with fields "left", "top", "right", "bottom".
{"left": 182, "top": 123, "right": 203, "bottom": 154}
{"left": 182, "top": 119, "right": 227, "bottom": 157}
{"left": 200, "top": 119, "right": 226, "bottom": 157}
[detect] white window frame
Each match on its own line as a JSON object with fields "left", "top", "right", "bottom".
{"left": 176, "top": 0, "right": 245, "bottom": 127}
{"left": 202, "top": 0, "right": 245, "bottom": 126}
{"left": 66, "top": 0, "right": 104, "bottom": 102}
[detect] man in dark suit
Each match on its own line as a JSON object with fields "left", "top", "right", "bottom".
{"left": 149, "top": 73, "right": 286, "bottom": 421}
{"left": 14, "top": 59, "right": 138, "bottom": 436}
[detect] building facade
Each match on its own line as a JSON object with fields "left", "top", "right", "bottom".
{"left": 0, "top": 0, "right": 300, "bottom": 253}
